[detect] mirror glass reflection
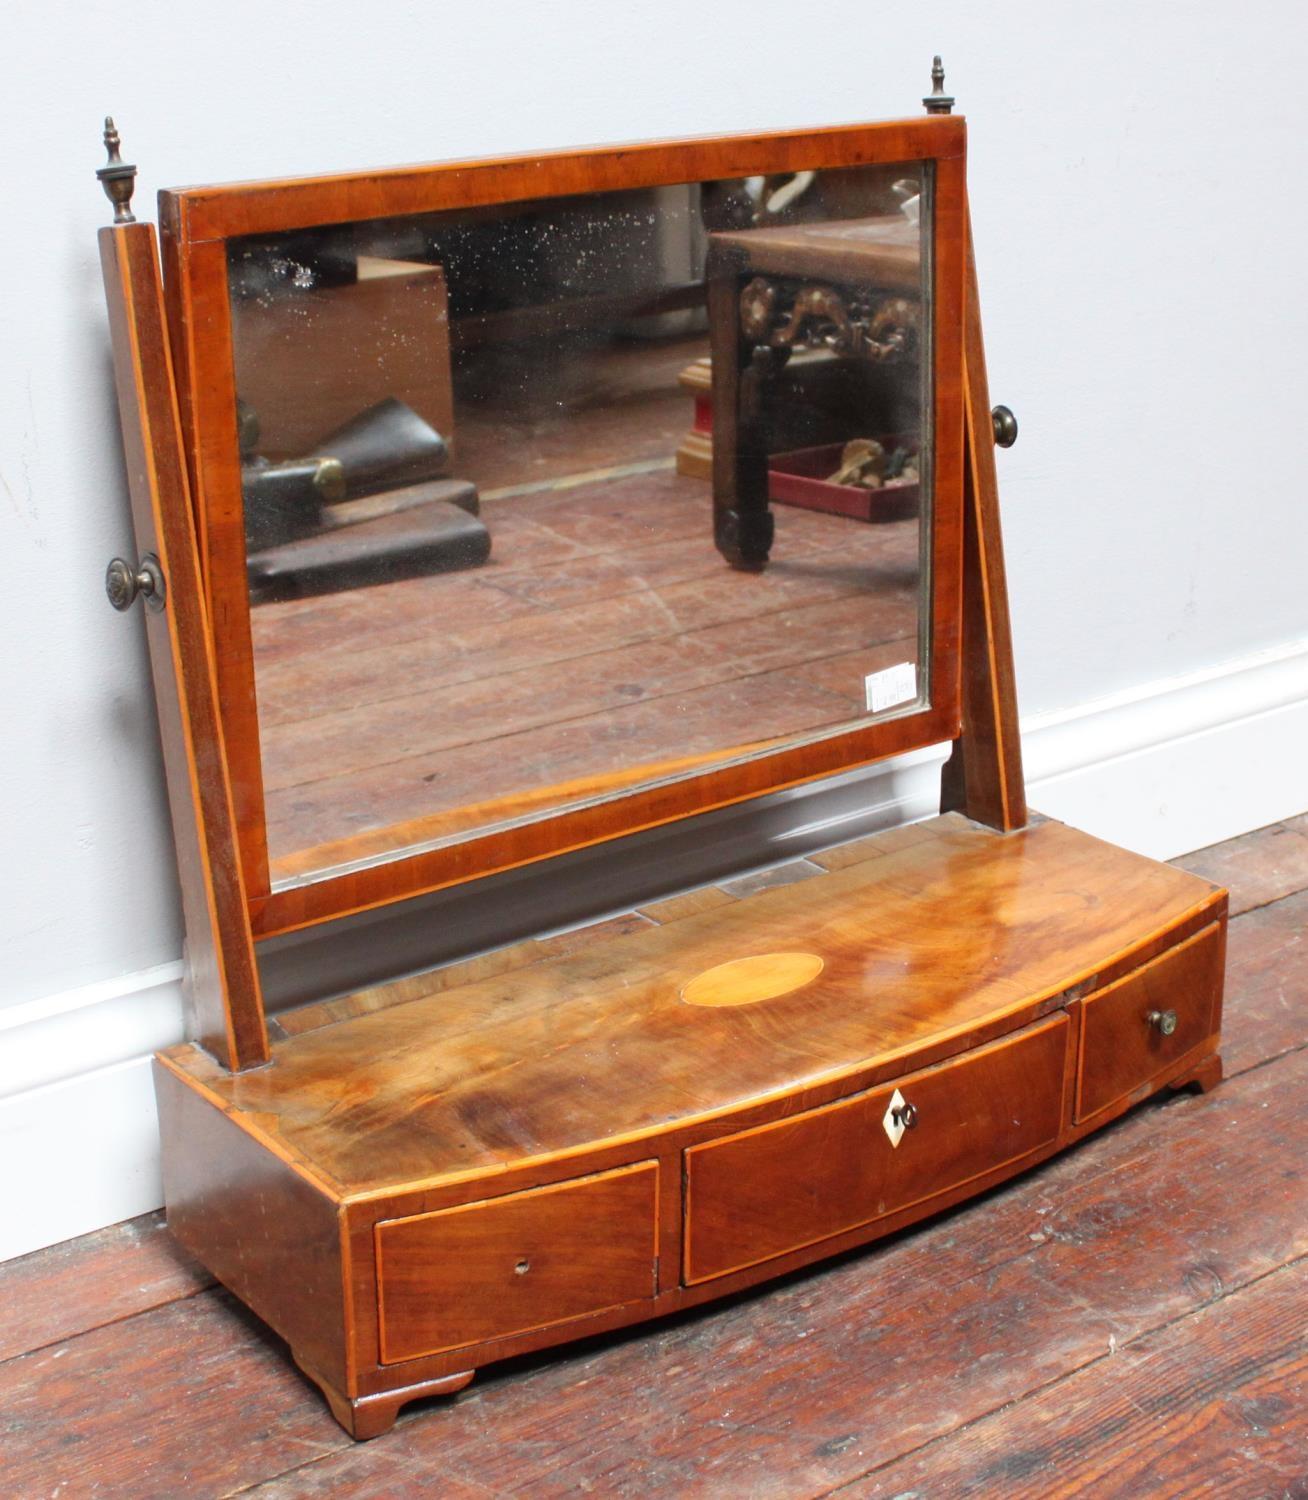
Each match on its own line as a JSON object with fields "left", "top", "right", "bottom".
{"left": 226, "top": 161, "right": 934, "bottom": 887}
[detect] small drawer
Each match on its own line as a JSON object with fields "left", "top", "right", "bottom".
{"left": 375, "top": 1161, "right": 658, "bottom": 1364}
{"left": 1076, "top": 922, "right": 1223, "bottom": 1124}
{"left": 684, "top": 1015, "right": 1068, "bottom": 1285}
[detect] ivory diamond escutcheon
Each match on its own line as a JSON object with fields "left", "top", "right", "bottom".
{"left": 883, "top": 1088, "right": 908, "bottom": 1148}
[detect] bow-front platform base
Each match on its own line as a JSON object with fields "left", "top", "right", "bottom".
{"left": 155, "top": 813, "right": 1226, "bottom": 1438}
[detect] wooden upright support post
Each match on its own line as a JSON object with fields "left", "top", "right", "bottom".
{"left": 940, "top": 211, "right": 1028, "bottom": 831}
{"left": 99, "top": 148, "right": 269, "bottom": 1071}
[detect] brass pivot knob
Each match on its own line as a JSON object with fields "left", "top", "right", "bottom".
{"left": 891, "top": 1100, "right": 918, "bottom": 1130}
{"left": 1147, "top": 1008, "right": 1178, "bottom": 1037}
{"left": 992, "top": 405, "right": 1018, "bottom": 447}
{"left": 106, "top": 554, "right": 165, "bottom": 612}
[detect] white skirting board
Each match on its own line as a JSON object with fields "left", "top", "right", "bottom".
{"left": 4, "top": 638, "right": 1306, "bottom": 1263}
{"left": 0, "top": 964, "right": 185, "bottom": 1262}
{"left": 1023, "top": 638, "right": 1308, "bottom": 862}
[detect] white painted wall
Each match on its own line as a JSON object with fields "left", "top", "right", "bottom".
{"left": 1, "top": 0, "right": 1305, "bottom": 1257}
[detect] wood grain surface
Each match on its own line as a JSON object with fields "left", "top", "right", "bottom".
{"left": 140, "top": 806, "right": 1224, "bottom": 1438}
{"left": 939, "top": 209, "right": 1027, "bottom": 830}
{"left": 0, "top": 1213, "right": 209, "bottom": 1367}
{"left": 165, "top": 118, "right": 964, "bottom": 243}
{"left": 0, "top": 817, "right": 1300, "bottom": 1495}
{"left": 708, "top": 215, "right": 922, "bottom": 288}
{"left": 1075, "top": 920, "right": 1224, "bottom": 1123}
{"left": 684, "top": 1015, "right": 1068, "bottom": 1282}
{"left": 376, "top": 1162, "right": 659, "bottom": 1363}
{"left": 253, "top": 477, "right": 924, "bottom": 872}
{"left": 252, "top": 1034, "right": 1305, "bottom": 1497}
{"left": 99, "top": 222, "right": 269, "bottom": 1069}
{"left": 845, "top": 1258, "right": 1308, "bottom": 1498}
{"left": 164, "top": 815, "right": 1222, "bottom": 1198}
{"left": 154, "top": 1060, "right": 349, "bottom": 1392}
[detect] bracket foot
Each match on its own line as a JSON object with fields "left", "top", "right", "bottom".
{"left": 1169, "top": 1052, "right": 1223, "bottom": 1096}
{"left": 295, "top": 1353, "right": 475, "bottom": 1440}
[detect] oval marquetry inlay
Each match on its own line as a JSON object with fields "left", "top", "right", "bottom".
{"left": 681, "top": 952, "right": 825, "bottom": 1008}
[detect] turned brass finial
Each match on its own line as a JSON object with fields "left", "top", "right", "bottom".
{"left": 924, "top": 56, "right": 955, "bottom": 115}
{"left": 97, "top": 116, "right": 137, "bottom": 224}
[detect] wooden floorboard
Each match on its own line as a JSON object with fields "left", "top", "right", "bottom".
{"left": 251, "top": 458, "right": 923, "bottom": 869}
{"left": 220, "top": 1045, "right": 1308, "bottom": 1498}
{"left": 0, "top": 1212, "right": 210, "bottom": 1367}
{"left": 835, "top": 1256, "right": 1308, "bottom": 1499}
{"left": 1174, "top": 819, "right": 1308, "bottom": 917}
{"left": 0, "top": 818, "right": 1304, "bottom": 1498}
{"left": 0, "top": 1292, "right": 345, "bottom": 1500}
{"left": 262, "top": 658, "right": 875, "bottom": 854}
{"left": 258, "top": 594, "right": 911, "bottom": 793}
{"left": 1214, "top": 885, "right": 1308, "bottom": 1077}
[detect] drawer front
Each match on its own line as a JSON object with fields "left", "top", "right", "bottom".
{"left": 1076, "top": 921, "right": 1223, "bottom": 1124}
{"left": 685, "top": 1016, "right": 1068, "bottom": 1285}
{"left": 376, "top": 1161, "right": 658, "bottom": 1364}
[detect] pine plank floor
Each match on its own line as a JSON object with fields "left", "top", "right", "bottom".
{"left": 249, "top": 441, "right": 922, "bottom": 876}
{"left": 1, "top": 819, "right": 1304, "bottom": 1499}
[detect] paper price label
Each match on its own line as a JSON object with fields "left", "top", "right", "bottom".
{"left": 865, "top": 662, "right": 918, "bottom": 714}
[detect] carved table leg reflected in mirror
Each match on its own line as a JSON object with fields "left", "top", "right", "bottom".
{"left": 709, "top": 246, "right": 922, "bottom": 570}
{"left": 709, "top": 267, "right": 774, "bottom": 571}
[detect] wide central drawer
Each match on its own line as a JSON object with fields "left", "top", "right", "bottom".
{"left": 684, "top": 1015, "right": 1068, "bottom": 1284}
{"left": 375, "top": 1160, "right": 659, "bottom": 1364}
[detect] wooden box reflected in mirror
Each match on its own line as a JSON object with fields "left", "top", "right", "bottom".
{"left": 226, "top": 163, "right": 937, "bottom": 891}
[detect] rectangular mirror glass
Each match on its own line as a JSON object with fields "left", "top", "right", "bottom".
{"left": 225, "top": 161, "right": 934, "bottom": 888}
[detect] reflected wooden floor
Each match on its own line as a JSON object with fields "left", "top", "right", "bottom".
{"left": 2, "top": 816, "right": 1305, "bottom": 1497}
{"left": 251, "top": 461, "right": 922, "bottom": 877}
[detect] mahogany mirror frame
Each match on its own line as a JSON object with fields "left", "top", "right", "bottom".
{"left": 159, "top": 115, "right": 968, "bottom": 939}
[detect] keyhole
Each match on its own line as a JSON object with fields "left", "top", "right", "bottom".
{"left": 514, "top": 1259, "right": 531, "bottom": 1276}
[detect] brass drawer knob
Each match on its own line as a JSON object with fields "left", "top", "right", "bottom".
{"left": 1147, "top": 1008, "right": 1178, "bottom": 1037}
{"left": 991, "top": 405, "right": 1018, "bottom": 447}
{"left": 106, "top": 554, "right": 166, "bottom": 613}
{"left": 891, "top": 1100, "right": 919, "bottom": 1130}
